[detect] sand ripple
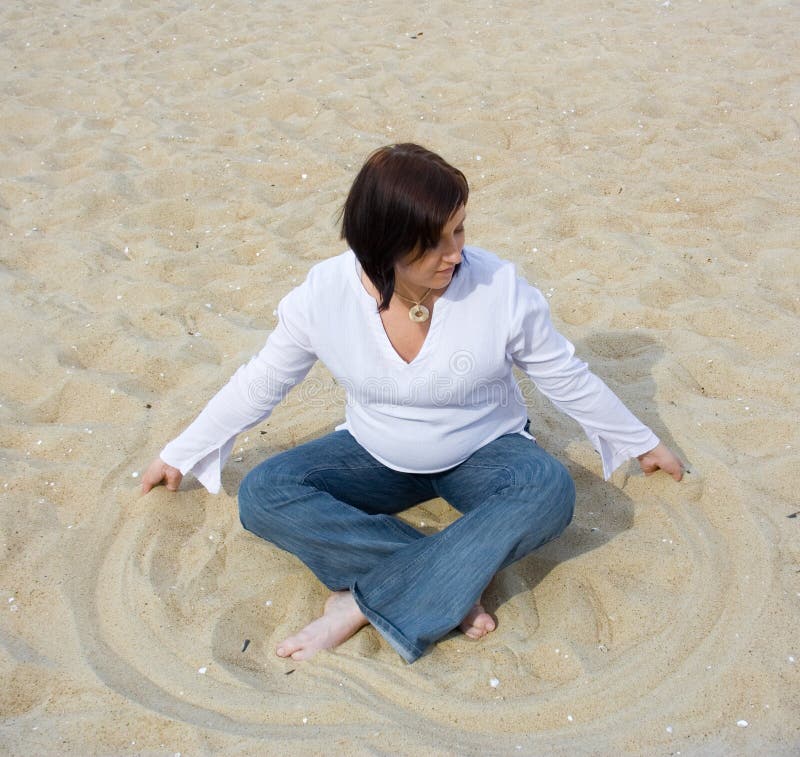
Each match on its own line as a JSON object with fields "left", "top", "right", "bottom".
{"left": 2, "top": 0, "right": 799, "bottom": 753}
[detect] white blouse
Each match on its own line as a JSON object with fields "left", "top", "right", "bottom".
{"left": 161, "top": 247, "right": 659, "bottom": 493}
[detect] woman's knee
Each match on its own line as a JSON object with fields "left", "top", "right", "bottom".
{"left": 237, "top": 465, "right": 265, "bottom": 532}
{"left": 553, "top": 467, "right": 576, "bottom": 535}
{"left": 550, "top": 457, "right": 575, "bottom": 534}
{"left": 517, "top": 450, "right": 576, "bottom": 531}
{"left": 552, "top": 456, "right": 576, "bottom": 519}
{"left": 237, "top": 457, "right": 297, "bottom": 532}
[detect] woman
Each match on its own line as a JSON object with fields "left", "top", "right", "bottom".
{"left": 142, "top": 143, "right": 683, "bottom": 664}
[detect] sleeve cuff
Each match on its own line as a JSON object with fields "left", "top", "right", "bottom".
{"left": 597, "top": 432, "right": 660, "bottom": 481}
{"left": 160, "top": 436, "right": 237, "bottom": 495}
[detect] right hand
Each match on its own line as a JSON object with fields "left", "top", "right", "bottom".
{"left": 140, "top": 457, "right": 183, "bottom": 494}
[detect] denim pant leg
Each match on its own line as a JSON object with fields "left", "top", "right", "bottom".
{"left": 351, "top": 433, "right": 575, "bottom": 662}
{"left": 238, "top": 430, "right": 435, "bottom": 592}
{"left": 436, "top": 433, "right": 576, "bottom": 570}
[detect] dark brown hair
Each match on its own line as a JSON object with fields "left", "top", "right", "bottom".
{"left": 340, "top": 143, "right": 469, "bottom": 311}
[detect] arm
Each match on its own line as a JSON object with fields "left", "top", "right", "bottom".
{"left": 142, "top": 283, "right": 317, "bottom": 495}
{"left": 507, "top": 273, "right": 682, "bottom": 480}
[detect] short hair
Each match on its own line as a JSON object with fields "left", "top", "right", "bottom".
{"left": 340, "top": 143, "right": 469, "bottom": 311}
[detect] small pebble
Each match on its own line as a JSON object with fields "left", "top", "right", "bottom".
{"left": 567, "top": 714, "right": 574, "bottom": 722}
{"left": 736, "top": 720, "right": 748, "bottom": 728}
{"left": 302, "top": 717, "right": 308, "bottom": 724}
{"left": 198, "top": 667, "right": 207, "bottom": 674}
{"left": 132, "top": 472, "right": 139, "bottom": 478}
{"left": 489, "top": 678, "right": 500, "bottom": 688}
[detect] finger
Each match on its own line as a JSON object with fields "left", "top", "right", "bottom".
{"left": 640, "top": 458, "right": 657, "bottom": 475}
{"left": 141, "top": 475, "right": 161, "bottom": 494}
{"left": 165, "top": 470, "right": 182, "bottom": 491}
{"left": 671, "top": 462, "right": 685, "bottom": 482}
{"left": 655, "top": 457, "right": 683, "bottom": 482}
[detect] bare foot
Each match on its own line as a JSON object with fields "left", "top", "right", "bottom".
{"left": 276, "top": 590, "right": 369, "bottom": 661}
{"left": 459, "top": 603, "right": 496, "bottom": 640}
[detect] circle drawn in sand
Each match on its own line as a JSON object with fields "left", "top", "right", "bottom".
{"left": 73, "top": 466, "right": 772, "bottom": 751}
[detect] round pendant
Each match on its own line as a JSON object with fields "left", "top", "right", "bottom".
{"left": 409, "top": 304, "right": 430, "bottom": 322}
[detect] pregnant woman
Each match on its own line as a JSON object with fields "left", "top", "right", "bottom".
{"left": 141, "top": 143, "right": 683, "bottom": 663}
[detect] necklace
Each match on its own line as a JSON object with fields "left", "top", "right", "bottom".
{"left": 393, "top": 286, "right": 433, "bottom": 322}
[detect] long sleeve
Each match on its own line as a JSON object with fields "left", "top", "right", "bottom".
{"left": 507, "top": 274, "right": 659, "bottom": 480}
{"left": 160, "top": 284, "right": 317, "bottom": 493}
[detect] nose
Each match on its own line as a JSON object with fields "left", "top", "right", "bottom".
{"left": 443, "top": 238, "right": 462, "bottom": 265}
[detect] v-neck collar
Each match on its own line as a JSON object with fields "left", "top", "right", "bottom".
{"left": 348, "top": 252, "right": 455, "bottom": 366}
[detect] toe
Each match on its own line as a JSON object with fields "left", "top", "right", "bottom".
{"left": 276, "top": 636, "right": 303, "bottom": 658}
{"left": 460, "top": 607, "right": 496, "bottom": 639}
{"left": 290, "top": 645, "right": 321, "bottom": 661}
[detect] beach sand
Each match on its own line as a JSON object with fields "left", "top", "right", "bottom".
{"left": 1, "top": 0, "right": 798, "bottom": 754}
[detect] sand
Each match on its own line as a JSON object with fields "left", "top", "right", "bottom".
{"left": 1, "top": 0, "right": 799, "bottom": 754}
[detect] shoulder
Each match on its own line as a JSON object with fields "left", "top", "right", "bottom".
{"left": 461, "top": 245, "right": 510, "bottom": 273}
{"left": 459, "top": 246, "right": 527, "bottom": 294}
{"left": 461, "top": 246, "right": 548, "bottom": 317}
{"left": 282, "top": 250, "right": 354, "bottom": 302}
{"left": 304, "top": 250, "right": 354, "bottom": 286}
{"left": 275, "top": 251, "right": 355, "bottom": 330}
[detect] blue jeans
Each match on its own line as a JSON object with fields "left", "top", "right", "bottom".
{"left": 238, "top": 430, "right": 575, "bottom": 663}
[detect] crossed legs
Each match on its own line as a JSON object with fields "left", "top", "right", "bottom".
{"left": 238, "top": 430, "right": 574, "bottom": 663}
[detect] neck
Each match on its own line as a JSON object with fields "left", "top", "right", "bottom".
{"left": 394, "top": 277, "right": 434, "bottom": 302}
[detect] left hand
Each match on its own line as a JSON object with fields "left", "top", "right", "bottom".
{"left": 637, "top": 442, "right": 684, "bottom": 481}
{"left": 140, "top": 457, "right": 183, "bottom": 494}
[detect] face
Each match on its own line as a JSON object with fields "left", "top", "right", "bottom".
{"left": 395, "top": 205, "right": 466, "bottom": 294}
